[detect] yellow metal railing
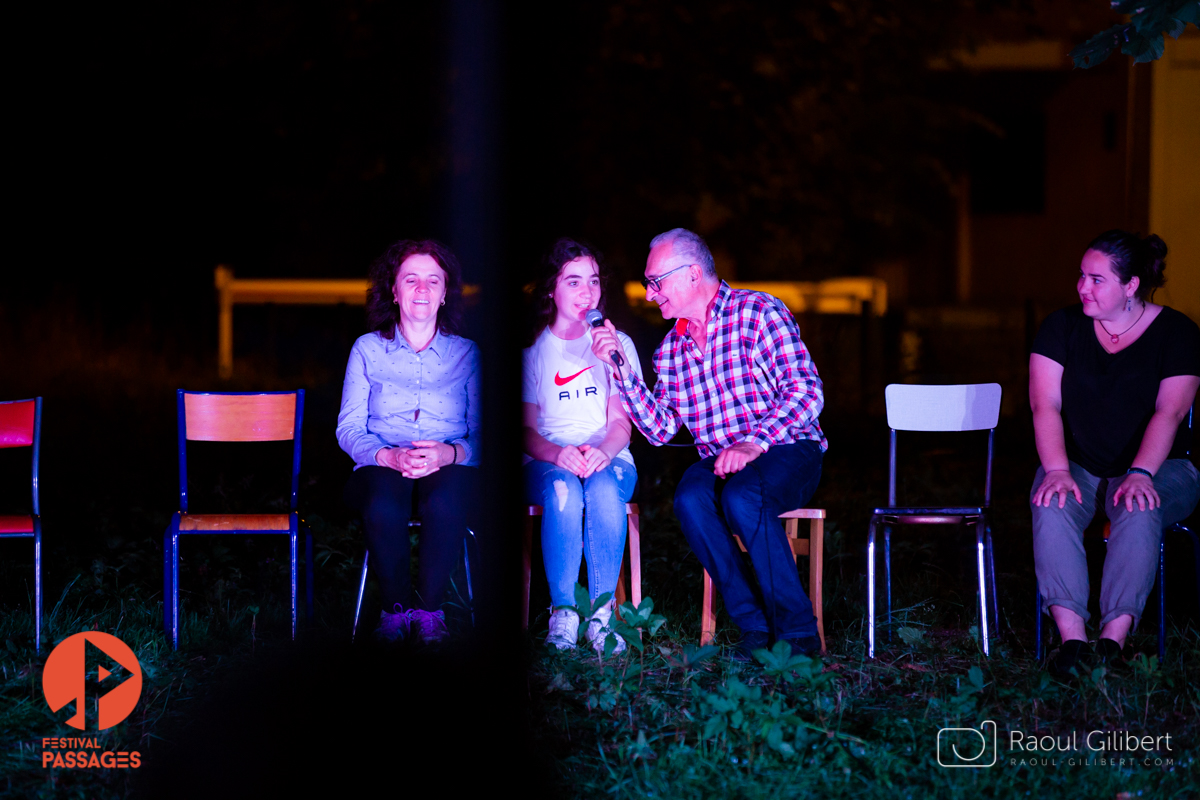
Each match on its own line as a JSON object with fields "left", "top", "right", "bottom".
{"left": 215, "top": 266, "right": 479, "bottom": 378}
{"left": 624, "top": 277, "right": 887, "bottom": 316}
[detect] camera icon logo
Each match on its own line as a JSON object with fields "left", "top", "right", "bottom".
{"left": 937, "top": 720, "right": 997, "bottom": 768}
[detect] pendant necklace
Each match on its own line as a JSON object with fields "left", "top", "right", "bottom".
{"left": 1098, "top": 301, "right": 1146, "bottom": 344}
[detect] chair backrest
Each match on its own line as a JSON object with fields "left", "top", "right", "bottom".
{"left": 885, "top": 383, "right": 1002, "bottom": 432}
{"left": 0, "top": 398, "right": 42, "bottom": 515}
{"left": 884, "top": 384, "right": 1001, "bottom": 506}
{"left": 176, "top": 391, "right": 304, "bottom": 513}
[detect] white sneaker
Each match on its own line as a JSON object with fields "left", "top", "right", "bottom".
{"left": 545, "top": 607, "right": 580, "bottom": 650}
{"left": 586, "top": 603, "right": 627, "bottom": 655}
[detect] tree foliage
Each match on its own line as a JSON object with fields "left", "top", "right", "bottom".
{"left": 1070, "top": 0, "right": 1200, "bottom": 67}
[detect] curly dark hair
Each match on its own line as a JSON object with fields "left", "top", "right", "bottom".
{"left": 1085, "top": 230, "right": 1168, "bottom": 301}
{"left": 366, "top": 239, "right": 464, "bottom": 338}
{"left": 528, "top": 237, "right": 609, "bottom": 345}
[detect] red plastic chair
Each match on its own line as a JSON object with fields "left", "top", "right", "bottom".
{"left": 163, "top": 390, "right": 312, "bottom": 649}
{"left": 0, "top": 398, "right": 43, "bottom": 652}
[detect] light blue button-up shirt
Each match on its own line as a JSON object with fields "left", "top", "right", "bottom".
{"left": 336, "top": 326, "right": 481, "bottom": 469}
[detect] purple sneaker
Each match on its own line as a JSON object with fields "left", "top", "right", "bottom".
{"left": 374, "top": 604, "right": 414, "bottom": 643}
{"left": 411, "top": 609, "right": 449, "bottom": 644}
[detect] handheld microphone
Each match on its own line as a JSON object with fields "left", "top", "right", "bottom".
{"left": 585, "top": 309, "right": 623, "bottom": 367}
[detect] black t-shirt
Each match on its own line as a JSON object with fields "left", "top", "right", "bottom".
{"left": 1031, "top": 304, "right": 1200, "bottom": 477}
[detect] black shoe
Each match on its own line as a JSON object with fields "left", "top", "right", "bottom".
{"left": 779, "top": 635, "right": 822, "bottom": 657}
{"left": 730, "top": 630, "right": 770, "bottom": 662}
{"left": 1047, "top": 639, "right": 1093, "bottom": 679}
{"left": 1095, "top": 638, "right": 1129, "bottom": 667}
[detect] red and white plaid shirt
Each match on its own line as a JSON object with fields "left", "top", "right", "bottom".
{"left": 618, "top": 281, "right": 827, "bottom": 457}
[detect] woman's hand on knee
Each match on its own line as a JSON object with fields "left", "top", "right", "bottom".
{"left": 1033, "top": 469, "right": 1082, "bottom": 508}
{"left": 555, "top": 445, "right": 589, "bottom": 478}
{"left": 1113, "top": 472, "right": 1160, "bottom": 512}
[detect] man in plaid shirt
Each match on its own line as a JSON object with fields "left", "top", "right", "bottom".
{"left": 592, "top": 228, "right": 826, "bottom": 659}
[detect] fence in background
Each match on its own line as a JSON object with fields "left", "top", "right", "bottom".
{"left": 214, "top": 266, "right": 480, "bottom": 378}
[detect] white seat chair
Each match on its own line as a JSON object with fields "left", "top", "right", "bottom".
{"left": 867, "top": 383, "right": 1002, "bottom": 658}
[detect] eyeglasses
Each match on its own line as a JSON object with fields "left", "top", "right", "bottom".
{"left": 640, "top": 264, "right": 694, "bottom": 292}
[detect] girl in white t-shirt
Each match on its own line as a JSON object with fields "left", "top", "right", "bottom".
{"left": 523, "top": 238, "right": 642, "bottom": 653}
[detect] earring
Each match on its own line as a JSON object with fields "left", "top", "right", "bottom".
{"left": 1126, "top": 297, "right": 1132, "bottom": 311}
{"left": 440, "top": 299, "right": 445, "bottom": 306}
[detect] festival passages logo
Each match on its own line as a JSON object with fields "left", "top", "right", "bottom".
{"left": 40, "top": 631, "right": 144, "bottom": 769}
{"left": 937, "top": 720, "right": 998, "bottom": 768}
{"left": 43, "top": 631, "right": 143, "bottom": 730}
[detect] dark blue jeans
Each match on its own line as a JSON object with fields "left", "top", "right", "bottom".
{"left": 675, "top": 441, "right": 824, "bottom": 640}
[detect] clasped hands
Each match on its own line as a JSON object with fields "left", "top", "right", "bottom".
{"left": 1033, "top": 468, "right": 1160, "bottom": 512}
{"left": 376, "top": 440, "right": 454, "bottom": 479}
{"left": 556, "top": 444, "right": 611, "bottom": 479}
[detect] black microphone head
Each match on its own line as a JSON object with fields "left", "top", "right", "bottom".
{"left": 585, "top": 309, "right": 604, "bottom": 328}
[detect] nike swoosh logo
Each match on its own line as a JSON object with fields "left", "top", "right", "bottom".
{"left": 554, "top": 367, "right": 594, "bottom": 386}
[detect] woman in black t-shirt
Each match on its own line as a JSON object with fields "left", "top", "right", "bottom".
{"left": 1029, "top": 230, "right": 1200, "bottom": 677}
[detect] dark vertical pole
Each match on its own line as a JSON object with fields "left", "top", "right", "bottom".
{"left": 447, "top": 0, "right": 510, "bottom": 643}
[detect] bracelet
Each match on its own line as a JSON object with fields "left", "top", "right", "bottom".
{"left": 1126, "top": 466, "right": 1153, "bottom": 478}
{"left": 451, "top": 443, "right": 458, "bottom": 465}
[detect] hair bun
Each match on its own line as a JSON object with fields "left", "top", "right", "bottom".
{"left": 1143, "top": 234, "right": 1167, "bottom": 275}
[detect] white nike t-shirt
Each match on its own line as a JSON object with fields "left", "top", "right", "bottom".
{"left": 522, "top": 326, "right": 642, "bottom": 466}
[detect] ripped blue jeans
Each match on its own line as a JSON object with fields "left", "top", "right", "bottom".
{"left": 525, "top": 458, "right": 638, "bottom": 608}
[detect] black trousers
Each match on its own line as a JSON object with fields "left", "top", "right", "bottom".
{"left": 343, "top": 464, "right": 479, "bottom": 611}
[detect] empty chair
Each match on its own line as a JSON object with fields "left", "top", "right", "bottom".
{"left": 867, "top": 383, "right": 1002, "bottom": 659}
{"left": 0, "top": 398, "right": 43, "bottom": 652}
{"left": 163, "top": 390, "right": 312, "bottom": 649}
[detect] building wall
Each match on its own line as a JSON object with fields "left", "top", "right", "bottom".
{"left": 969, "top": 62, "right": 1148, "bottom": 309}
{"left": 1150, "top": 34, "right": 1200, "bottom": 324}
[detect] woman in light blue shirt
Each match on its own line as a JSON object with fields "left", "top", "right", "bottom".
{"left": 337, "top": 239, "right": 480, "bottom": 645}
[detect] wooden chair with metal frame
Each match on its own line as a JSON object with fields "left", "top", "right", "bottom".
{"left": 699, "top": 508, "right": 827, "bottom": 653}
{"left": 163, "top": 390, "right": 313, "bottom": 649}
{"left": 867, "top": 383, "right": 1002, "bottom": 659}
{"left": 0, "top": 397, "right": 43, "bottom": 653}
{"left": 521, "top": 503, "right": 641, "bottom": 628}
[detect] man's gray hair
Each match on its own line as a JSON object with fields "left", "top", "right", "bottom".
{"left": 649, "top": 228, "right": 717, "bottom": 279}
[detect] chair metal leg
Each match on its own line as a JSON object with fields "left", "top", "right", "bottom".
{"left": 1157, "top": 541, "right": 1165, "bottom": 663}
{"left": 884, "top": 523, "right": 892, "bottom": 640}
{"left": 352, "top": 550, "right": 369, "bottom": 642}
{"left": 289, "top": 525, "right": 298, "bottom": 641}
{"left": 1180, "top": 524, "right": 1200, "bottom": 618}
{"left": 164, "top": 518, "right": 180, "bottom": 650}
{"left": 975, "top": 522, "right": 990, "bottom": 657}
{"left": 985, "top": 520, "right": 999, "bottom": 646}
{"left": 463, "top": 528, "right": 477, "bottom": 629}
{"left": 34, "top": 522, "right": 42, "bottom": 654}
{"left": 867, "top": 517, "right": 878, "bottom": 659}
